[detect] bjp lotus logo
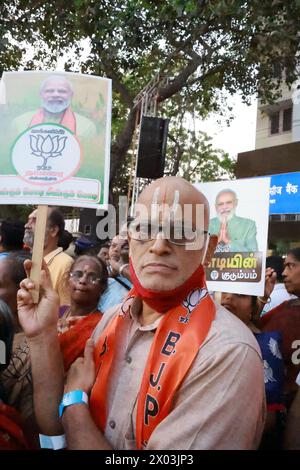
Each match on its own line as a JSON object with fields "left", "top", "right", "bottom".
{"left": 180, "top": 288, "right": 208, "bottom": 323}
{"left": 29, "top": 133, "right": 67, "bottom": 170}
{"left": 12, "top": 123, "right": 81, "bottom": 185}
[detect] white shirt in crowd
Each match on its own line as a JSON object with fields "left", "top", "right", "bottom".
{"left": 261, "top": 283, "right": 296, "bottom": 315}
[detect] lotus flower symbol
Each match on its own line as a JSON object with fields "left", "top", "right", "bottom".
{"left": 30, "top": 134, "right": 67, "bottom": 170}
{"left": 180, "top": 288, "right": 207, "bottom": 323}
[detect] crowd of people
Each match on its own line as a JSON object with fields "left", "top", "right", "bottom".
{"left": 0, "top": 176, "right": 300, "bottom": 450}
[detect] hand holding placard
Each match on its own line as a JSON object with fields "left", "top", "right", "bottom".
{"left": 17, "top": 258, "right": 59, "bottom": 339}
{"left": 29, "top": 205, "right": 48, "bottom": 304}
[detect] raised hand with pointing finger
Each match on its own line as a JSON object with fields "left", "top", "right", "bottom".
{"left": 17, "top": 258, "right": 64, "bottom": 436}
{"left": 17, "top": 259, "right": 59, "bottom": 339}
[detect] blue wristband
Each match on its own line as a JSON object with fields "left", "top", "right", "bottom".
{"left": 39, "top": 433, "right": 66, "bottom": 450}
{"left": 59, "top": 390, "right": 89, "bottom": 418}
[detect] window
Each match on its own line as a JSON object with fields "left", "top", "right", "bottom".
{"left": 270, "top": 214, "right": 299, "bottom": 222}
{"left": 270, "top": 214, "right": 282, "bottom": 221}
{"left": 285, "top": 214, "right": 297, "bottom": 221}
{"left": 283, "top": 107, "right": 292, "bottom": 132}
{"left": 270, "top": 112, "right": 280, "bottom": 134}
{"left": 269, "top": 106, "right": 292, "bottom": 135}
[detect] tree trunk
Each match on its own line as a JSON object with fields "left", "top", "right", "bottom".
{"left": 110, "top": 106, "right": 137, "bottom": 185}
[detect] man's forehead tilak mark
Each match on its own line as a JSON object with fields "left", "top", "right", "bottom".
{"left": 150, "top": 187, "right": 181, "bottom": 221}
{"left": 151, "top": 187, "right": 160, "bottom": 220}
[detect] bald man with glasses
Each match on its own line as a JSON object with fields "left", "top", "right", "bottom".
{"left": 17, "top": 177, "right": 265, "bottom": 450}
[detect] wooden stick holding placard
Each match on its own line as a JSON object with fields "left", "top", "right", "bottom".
{"left": 30, "top": 205, "right": 48, "bottom": 303}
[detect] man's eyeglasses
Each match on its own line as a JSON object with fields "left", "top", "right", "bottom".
{"left": 69, "top": 270, "right": 102, "bottom": 285}
{"left": 127, "top": 219, "right": 209, "bottom": 247}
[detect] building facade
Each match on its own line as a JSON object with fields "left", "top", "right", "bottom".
{"left": 236, "top": 83, "right": 300, "bottom": 252}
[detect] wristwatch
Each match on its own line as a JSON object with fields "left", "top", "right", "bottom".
{"left": 59, "top": 390, "right": 89, "bottom": 418}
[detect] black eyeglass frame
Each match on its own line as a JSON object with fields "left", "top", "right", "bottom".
{"left": 126, "top": 217, "right": 209, "bottom": 247}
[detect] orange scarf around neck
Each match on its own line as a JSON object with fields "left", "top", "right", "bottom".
{"left": 29, "top": 107, "right": 77, "bottom": 134}
{"left": 90, "top": 268, "right": 216, "bottom": 449}
{"left": 59, "top": 312, "right": 102, "bottom": 371}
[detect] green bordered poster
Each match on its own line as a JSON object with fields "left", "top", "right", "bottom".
{"left": 0, "top": 71, "right": 111, "bottom": 208}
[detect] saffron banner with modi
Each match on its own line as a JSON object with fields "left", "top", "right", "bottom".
{"left": 195, "top": 177, "right": 270, "bottom": 296}
{"left": 0, "top": 71, "right": 111, "bottom": 208}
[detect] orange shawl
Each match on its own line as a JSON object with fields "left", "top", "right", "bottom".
{"left": 29, "top": 107, "right": 77, "bottom": 134}
{"left": 59, "top": 312, "right": 102, "bottom": 371}
{"left": 90, "top": 280, "right": 215, "bottom": 449}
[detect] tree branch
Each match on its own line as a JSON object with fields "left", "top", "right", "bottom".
{"left": 94, "top": 52, "right": 134, "bottom": 107}
{"left": 101, "top": 62, "right": 134, "bottom": 107}
{"left": 156, "top": 25, "right": 221, "bottom": 103}
{"left": 185, "top": 61, "right": 228, "bottom": 88}
{"left": 157, "top": 53, "right": 203, "bottom": 101}
{"left": 167, "top": 133, "right": 184, "bottom": 176}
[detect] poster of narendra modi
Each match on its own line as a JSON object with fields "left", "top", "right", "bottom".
{"left": 0, "top": 71, "right": 111, "bottom": 208}
{"left": 195, "top": 177, "right": 270, "bottom": 296}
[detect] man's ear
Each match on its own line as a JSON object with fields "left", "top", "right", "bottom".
{"left": 203, "top": 234, "right": 218, "bottom": 267}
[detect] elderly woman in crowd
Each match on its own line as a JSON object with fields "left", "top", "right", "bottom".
{"left": 58, "top": 255, "right": 108, "bottom": 371}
